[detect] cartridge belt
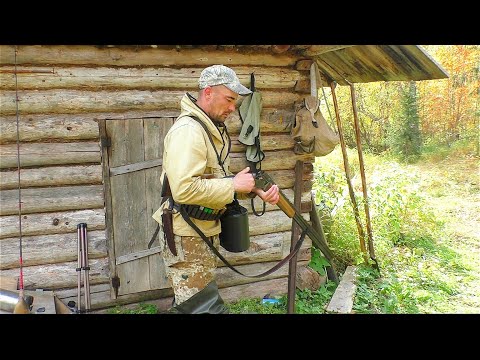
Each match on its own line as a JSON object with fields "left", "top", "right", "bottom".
{"left": 180, "top": 203, "right": 226, "bottom": 221}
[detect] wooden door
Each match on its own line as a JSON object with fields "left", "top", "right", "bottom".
{"left": 100, "top": 117, "right": 174, "bottom": 297}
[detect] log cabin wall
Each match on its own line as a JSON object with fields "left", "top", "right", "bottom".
{"left": 0, "top": 45, "right": 317, "bottom": 311}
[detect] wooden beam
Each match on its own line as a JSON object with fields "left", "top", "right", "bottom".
{"left": 0, "top": 209, "right": 106, "bottom": 239}
{"left": 0, "top": 258, "right": 110, "bottom": 290}
{"left": 0, "top": 89, "right": 302, "bottom": 116}
{"left": 0, "top": 45, "right": 298, "bottom": 67}
{"left": 230, "top": 150, "right": 314, "bottom": 173}
{"left": 0, "top": 230, "right": 107, "bottom": 270}
{"left": 0, "top": 165, "right": 103, "bottom": 190}
{"left": 0, "top": 114, "right": 99, "bottom": 144}
{"left": 302, "top": 45, "right": 354, "bottom": 57}
{"left": 0, "top": 142, "right": 101, "bottom": 169}
{"left": 0, "top": 185, "right": 104, "bottom": 215}
{"left": 0, "top": 66, "right": 304, "bottom": 91}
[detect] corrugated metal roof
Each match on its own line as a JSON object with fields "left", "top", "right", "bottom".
{"left": 310, "top": 45, "right": 449, "bottom": 85}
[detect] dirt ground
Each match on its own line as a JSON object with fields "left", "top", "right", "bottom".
{"left": 410, "top": 155, "right": 480, "bottom": 313}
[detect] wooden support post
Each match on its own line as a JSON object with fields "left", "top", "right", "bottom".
{"left": 330, "top": 82, "right": 369, "bottom": 264}
{"left": 286, "top": 160, "right": 304, "bottom": 313}
{"left": 349, "top": 84, "right": 379, "bottom": 271}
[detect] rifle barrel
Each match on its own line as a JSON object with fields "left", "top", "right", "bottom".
{"left": 276, "top": 188, "right": 334, "bottom": 260}
{"left": 292, "top": 212, "right": 333, "bottom": 259}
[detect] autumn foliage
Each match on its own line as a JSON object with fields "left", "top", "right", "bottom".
{"left": 320, "top": 45, "right": 479, "bottom": 156}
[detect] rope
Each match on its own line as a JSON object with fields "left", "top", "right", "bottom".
{"left": 321, "top": 85, "right": 337, "bottom": 132}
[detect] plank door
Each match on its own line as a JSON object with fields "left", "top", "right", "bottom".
{"left": 102, "top": 117, "right": 173, "bottom": 297}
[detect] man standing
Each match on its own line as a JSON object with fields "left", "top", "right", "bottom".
{"left": 152, "top": 65, "right": 279, "bottom": 314}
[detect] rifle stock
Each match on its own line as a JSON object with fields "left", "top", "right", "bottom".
{"left": 253, "top": 170, "right": 334, "bottom": 261}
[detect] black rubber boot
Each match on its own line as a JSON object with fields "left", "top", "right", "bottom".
{"left": 165, "top": 281, "right": 229, "bottom": 314}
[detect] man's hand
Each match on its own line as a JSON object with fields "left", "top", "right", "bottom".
{"left": 252, "top": 184, "right": 280, "bottom": 205}
{"left": 233, "top": 167, "right": 255, "bottom": 193}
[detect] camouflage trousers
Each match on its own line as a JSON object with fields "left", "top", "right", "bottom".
{"left": 161, "top": 234, "right": 220, "bottom": 305}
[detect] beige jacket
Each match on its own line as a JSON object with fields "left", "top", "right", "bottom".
{"left": 152, "top": 93, "right": 250, "bottom": 237}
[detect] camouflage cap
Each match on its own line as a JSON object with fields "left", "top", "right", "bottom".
{"left": 199, "top": 65, "right": 252, "bottom": 96}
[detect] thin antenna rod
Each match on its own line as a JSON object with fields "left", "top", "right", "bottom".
{"left": 14, "top": 46, "right": 26, "bottom": 302}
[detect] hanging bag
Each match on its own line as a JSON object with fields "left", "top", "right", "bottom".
{"left": 290, "top": 62, "right": 339, "bottom": 157}
{"left": 291, "top": 95, "right": 340, "bottom": 156}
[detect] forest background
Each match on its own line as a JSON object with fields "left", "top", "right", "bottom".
{"left": 321, "top": 45, "right": 478, "bottom": 160}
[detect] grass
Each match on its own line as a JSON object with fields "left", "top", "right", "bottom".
{"left": 107, "top": 303, "right": 158, "bottom": 314}
{"left": 312, "top": 143, "right": 480, "bottom": 314}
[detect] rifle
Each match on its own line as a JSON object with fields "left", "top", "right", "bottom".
{"left": 252, "top": 169, "right": 338, "bottom": 282}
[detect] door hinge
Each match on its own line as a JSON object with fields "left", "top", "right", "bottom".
{"left": 101, "top": 136, "right": 111, "bottom": 148}
{"left": 111, "top": 275, "right": 120, "bottom": 297}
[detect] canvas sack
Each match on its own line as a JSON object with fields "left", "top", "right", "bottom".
{"left": 291, "top": 95, "right": 340, "bottom": 157}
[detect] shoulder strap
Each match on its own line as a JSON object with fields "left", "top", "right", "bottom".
{"left": 188, "top": 116, "right": 231, "bottom": 177}
{"left": 179, "top": 205, "right": 307, "bottom": 278}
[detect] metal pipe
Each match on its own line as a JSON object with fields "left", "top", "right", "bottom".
{"left": 76, "top": 223, "right": 83, "bottom": 313}
{"left": 0, "top": 288, "right": 34, "bottom": 313}
{"left": 80, "top": 223, "right": 91, "bottom": 311}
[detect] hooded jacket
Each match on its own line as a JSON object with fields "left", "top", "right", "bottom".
{"left": 152, "top": 93, "right": 250, "bottom": 237}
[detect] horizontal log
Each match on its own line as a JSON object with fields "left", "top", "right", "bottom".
{"left": 230, "top": 133, "right": 294, "bottom": 152}
{"left": 226, "top": 108, "right": 295, "bottom": 134}
{"left": 0, "top": 257, "right": 109, "bottom": 290}
{"left": 58, "top": 277, "right": 291, "bottom": 312}
{"left": 137, "top": 277, "right": 293, "bottom": 312}
{"left": 55, "top": 282, "right": 110, "bottom": 299}
{"left": 0, "top": 89, "right": 302, "bottom": 116}
{"left": 217, "top": 231, "right": 311, "bottom": 267}
{"left": 217, "top": 232, "right": 287, "bottom": 266}
{"left": 57, "top": 283, "right": 174, "bottom": 311}
{"left": 0, "top": 164, "right": 103, "bottom": 190}
{"left": 0, "top": 114, "right": 99, "bottom": 144}
{"left": 113, "top": 229, "right": 310, "bottom": 269}
{"left": 0, "top": 66, "right": 305, "bottom": 91}
{"left": 0, "top": 110, "right": 181, "bottom": 145}
{"left": 0, "top": 184, "right": 104, "bottom": 215}
{"left": 0, "top": 209, "right": 106, "bottom": 239}
{"left": 230, "top": 149, "right": 314, "bottom": 173}
{"left": 0, "top": 143, "right": 312, "bottom": 173}
{"left": 0, "top": 109, "right": 294, "bottom": 145}
{"left": 0, "top": 45, "right": 298, "bottom": 67}
{"left": 0, "top": 142, "right": 101, "bottom": 169}
{"left": 1, "top": 212, "right": 312, "bottom": 270}
{"left": 302, "top": 45, "right": 354, "bottom": 57}
{"left": 248, "top": 209, "right": 310, "bottom": 236}
{"left": 216, "top": 260, "right": 309, "bottom": 289}
{"left": 0, "top": 89, "right": 179, "bottom": 116}
{"left": 0, "top": 230, "right": 107, "bottom": 270}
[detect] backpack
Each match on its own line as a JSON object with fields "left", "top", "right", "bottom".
{"left": 290, "top": 95, "right": 339, "bottom": 157}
